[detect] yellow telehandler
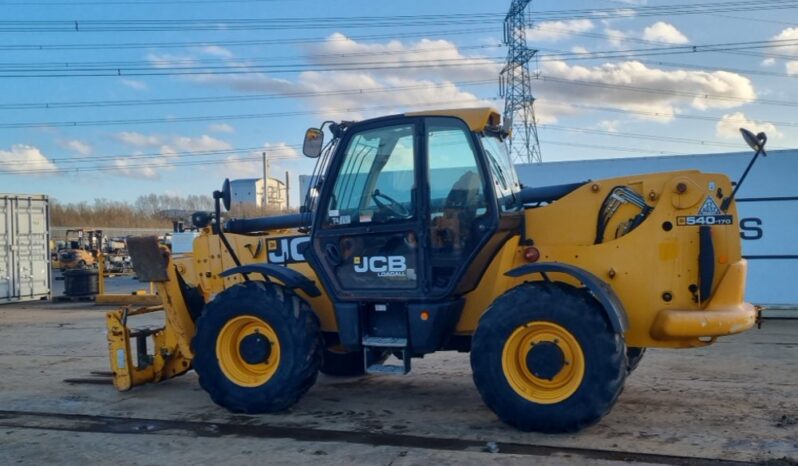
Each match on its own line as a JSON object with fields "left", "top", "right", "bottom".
{"left": 106, "top": 108, "right": 761, "bottom": 433}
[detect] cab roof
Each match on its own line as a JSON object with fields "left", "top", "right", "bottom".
{"left": 405, "top": 107, "right": 502, "bottom": 131}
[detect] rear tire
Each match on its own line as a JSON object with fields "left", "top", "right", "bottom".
{"left": 192, "top": 281, "right": 322, "bottom": 413}
{"left": 471, "top": 282, "right": 627, "bottom": 433}
{"left": 626, "top": 347, "right": 646, "bottom": 374}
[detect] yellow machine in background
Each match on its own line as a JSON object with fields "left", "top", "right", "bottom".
{"left": 107, "top": 108, "right": 760, "bottom": 433}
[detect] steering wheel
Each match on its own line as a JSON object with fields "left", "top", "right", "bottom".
{"left": 372, "top": 190, "right": 411, "bottom": 219}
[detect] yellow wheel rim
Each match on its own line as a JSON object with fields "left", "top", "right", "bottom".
{"left": 215, "top": 315, "right": 281, "bottom": 387}
{"left": 501, "top": 321, "right": 585, "bottom": 404}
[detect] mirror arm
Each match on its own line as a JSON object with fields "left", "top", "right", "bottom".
{"left": 721, "top": 138, "right": 766, "bottom": 212}
{"left": 213, "top": 190, "right": 246, "bottom": 275}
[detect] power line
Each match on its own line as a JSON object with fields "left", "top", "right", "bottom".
{"left": 3, "top": 1, "right": 798, "bottom": 32}
{"left": 536, "top": 76, "right": 798, "bottom": 109}
{"left": 0, "top": 55, "right": 505, "bottom": 73}
{"left": 0, "top": 79, "right": 495, "bottom": 110}
{"left": 0, "top": 44, "right": 503, "bottom": 69}
{"left": 541, "top": 101, "right": 798, "bottom": 127}
{"left": 3, "top": 39, "right": 798, "bottom": 77}
{"left": 0, "top": 154, "right": 291, "bottom": 176}
{"left": 539, "top": 124, "right": 792, "bottom": 150}
{"left": 0, "top": 57, "right": 505, "bottom": 78}
{"left": 4, "top": 72, "right": 798, "bottom": 127}
{"left": 541, "top": 140, "right": 686, "bottom": 156}
{"left": 0, "top": 98, "right": 503, "bottom": 129}
{"left": 0, "top": 145, "right": 290, "bottom": 166}
{"left": 0, "top": 15, "right": 505, "bottom": 33}
{"left": 5, "top": 0, "right": 290, "bottom": 4}
{"left": 0, "top": 28, "right": 500, "bottom": 52}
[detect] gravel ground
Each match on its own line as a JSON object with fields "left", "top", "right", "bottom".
{"left": 0, "top": 301, "right": 796, "bottom": 465}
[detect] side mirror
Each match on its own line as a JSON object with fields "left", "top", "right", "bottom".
{"left": 303, "top": 128, "right": 324, "bottom": 158}
{"left": 221, "top": 178, "right": 231, "bottom": 211}
{"left": 739, "top": 128, "right": 767, "bottom": 154}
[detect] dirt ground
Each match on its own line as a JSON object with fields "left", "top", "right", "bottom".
{"left": 0, "top": 301, "right": 796, "bottom": 466}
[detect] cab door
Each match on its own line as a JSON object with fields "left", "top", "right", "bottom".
{"left": 309, "top": 118, "right": 425, "bottom": 300}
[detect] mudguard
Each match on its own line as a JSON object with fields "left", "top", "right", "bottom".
{"left": 505, "top": 262, "right": 628, "bottom": 334}
{"left": 220, "top": 264, "right": 321, "bottom": 297}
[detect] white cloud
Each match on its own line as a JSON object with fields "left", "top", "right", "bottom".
{"left": 526, "top": 20, "right": 594, "bottom": 42}
{"left": 112, "top": 132, "right": 233, "bottom": 178}
{"left": 200, "top": 45, "right": 233, "bottom": 58}
{"left": 716, "top": 112, "right": 782, "bottom": 139}
{"left": 58, "top": 139, "right": 92, "bottom": 155}
{"left": 571, "top": 46, "right": 589, "bottom": 54}
{"left": 604, "top": 28, "right": 627, "bottom": 46}
{"left": 224, "top": 142, "right": 298, "bottom": 177}
{"left": 120, "top": 79, "right": 148, "bottom": 91}
{"left": 168, "top": 134, "right": 231, "bottom": 153}
{"left": 208, "top": 123, "right": 235, "bottom": 133}
{"left": 147, "top": 52, "right": 197, "bottom": 69}
{"left": 308, "top": 33, "right": 499, "bottom": 82}
{"left": 538, "top": 60, "right": 756, "bottom": 121}
{"left": 761, "top": 58, "right": 775, "bottom": 67}
{"left": 262, "top": 141, "right": 299, "bottom": 158}
{"left": 114, "top": 158, "right": 159, "bottom": 179}
{"left": 114, "top": 132, "right": 231, "bottom": 154}
{"left": 772, "top": 27, "right": 798, "bottom": 54}
{"left": 597, "top": 120, "right": 620, "bottom": 133}
{"left": 223, "top": 154, "right": 258, "bottom": 176}
{"left": 642, "top": 21, "right": 689, "bottom": 44}
{"left": 152, "top": 33, "right": 498, "bottom": 120}
{"left": 787, "top": 61, "right": 798, "bottom": 76}
{"left": 114, "top": 131, "right": 163, "bottom": 147}
{"left": 0, "top": 144, "right": 56, "bottom": 174}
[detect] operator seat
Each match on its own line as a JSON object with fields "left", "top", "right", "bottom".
{"left": 432, "top": 170, "right": 483, "bottom": 253}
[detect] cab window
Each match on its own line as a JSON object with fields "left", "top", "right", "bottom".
{"left": 481, "top": 135, "right": 521, "bottom": 212}
{"left": 427, "top": 118, "right": 490, "bottom": 289}
{"left": 324, "top": 124, "right": 416, "bottom": 227}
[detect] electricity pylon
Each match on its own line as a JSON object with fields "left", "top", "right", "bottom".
{"left": 499, "top": 0, "right": 542, "bottom": 164}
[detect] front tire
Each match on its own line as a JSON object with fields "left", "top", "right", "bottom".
{"left": 471, "top": 282, "right": 626, "bottom": 433}
{"left": 192, "top": 281, "right": 322, "bottom": 413}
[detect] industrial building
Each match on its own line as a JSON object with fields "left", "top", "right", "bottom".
{"left": 229, "top": 177, "right": 289, "bottom": 210}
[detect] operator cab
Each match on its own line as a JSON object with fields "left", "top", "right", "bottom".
{"left": 301, "top": 109, "right": 524, "bottom": 371}
{"left": 304, "top": 109, "right": 522, "bottom": 302}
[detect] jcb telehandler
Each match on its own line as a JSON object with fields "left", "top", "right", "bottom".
{"left": 107, "top": 108, "right": 761, "bottom": 433}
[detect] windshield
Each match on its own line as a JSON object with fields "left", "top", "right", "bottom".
{"left": 480, "top": 134, "right": 521, "bottom": 212}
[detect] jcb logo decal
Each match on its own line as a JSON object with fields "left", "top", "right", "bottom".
{"left": 354, "top": 256, "right": 407, "bottom": 277}
{"left": 267, "top": 236, "right": 309, "bottom": 264}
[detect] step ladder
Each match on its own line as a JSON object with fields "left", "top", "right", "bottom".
{"left": 362, "top": 336, "right": 411, "bottom": 374}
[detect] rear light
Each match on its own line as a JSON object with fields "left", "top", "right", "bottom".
{"left": 524, "top": 247, "right": 540, "bottom": 262}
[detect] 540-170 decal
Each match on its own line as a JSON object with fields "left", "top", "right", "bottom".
{"left": 677, "top": 196, "right": 734, "bottom": 226}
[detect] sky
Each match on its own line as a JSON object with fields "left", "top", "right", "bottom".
{"left": 0, "top": 0, "right": 796, "bottom": 206}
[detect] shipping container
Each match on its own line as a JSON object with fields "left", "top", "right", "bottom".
{"left": 0, "top": 194, "right": 51, "bottom": 303}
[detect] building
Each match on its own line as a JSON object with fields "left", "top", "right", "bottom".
{"left": 515, "top": 150, "right": 797, "bottom": 306}
{"left": 230, "top": 177, "right": 288, "bottom": 210}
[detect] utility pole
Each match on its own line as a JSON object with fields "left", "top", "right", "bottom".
{"left": 284, "top": 170, "right": 290, "bottom": 211}
{"left": 500, "top": 0, "right": 542, "bottom": 164}
{"left": 262, "top": 151, "right": 270, "bottom": 208}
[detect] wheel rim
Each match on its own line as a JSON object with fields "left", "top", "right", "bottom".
{"left": 216, "top": 315, "right": 281, "bottom": 387}
{"left": 501, "top": 321, "right": 585, "bottom": 404}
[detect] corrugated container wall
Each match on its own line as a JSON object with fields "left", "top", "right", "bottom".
{"left": 0, "top": 194, "right": 51, "bottom": 303}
